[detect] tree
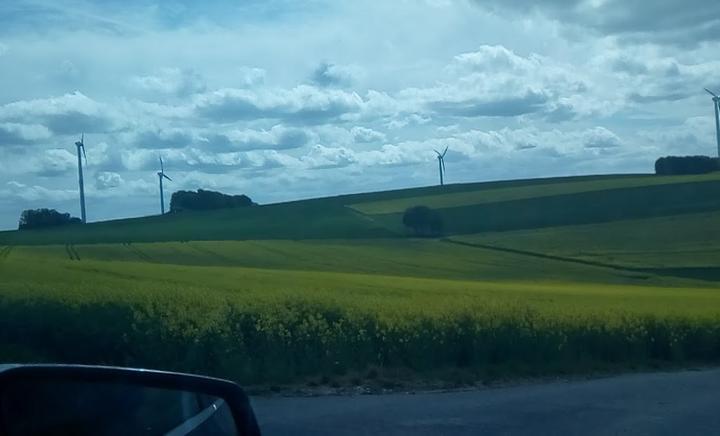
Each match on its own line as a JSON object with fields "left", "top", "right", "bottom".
{"left": 402, "top": 206, "right": 444, "bottom": 237}
{"left": 655, "top": 156, "right": 720, "bottom": 175}
{"left": 169, "top": 189, "right": 255, "bottom": 213}
{"left": 18, "top": 208, "right": 82, "bottom": 230}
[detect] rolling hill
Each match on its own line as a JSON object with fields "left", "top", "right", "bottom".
{"left": 2, "top": 171, "right": 720, "bottom": 386}
{"left": 1, "top": 172, "right": 719, "bottom": 245}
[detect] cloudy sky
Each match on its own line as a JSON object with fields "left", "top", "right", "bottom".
{"left": 1, "top": 0, "right": 719, "bottom": 229}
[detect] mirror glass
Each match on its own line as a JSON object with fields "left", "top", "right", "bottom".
{"left": 0, "top": 378, "right": 239, "bottom": 436}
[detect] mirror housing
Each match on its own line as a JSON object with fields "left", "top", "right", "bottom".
{"left": 0, "top": 364, "right": 260, "bottom": 436}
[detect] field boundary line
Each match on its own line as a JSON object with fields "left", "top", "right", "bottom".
{"left": 344, "top": 206, "right": 402, "bottom": 236}
{"left": 442, "top": 238, "right": 645, "bottom": 275}
{"left": 187, "top": 243, "right": 234, "bottom": 265}
{"left": 123, "top": 242, "right": 154, "bottom": 262}
{"left": 69, "top": 244, "right": 81, "bottom": 261}
{"left": 244, "top": 240, "right": 297, "bottom": 258}
{"left": 350, "top": 175, "right": 720, "bottom": 215}
{"left": 0, "top": 246, "right": 12, "bottom": 261}
{"left": 64, "top": 244, "right": 80, "bottom": 261}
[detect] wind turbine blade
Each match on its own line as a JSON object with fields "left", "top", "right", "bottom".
{"left": 159, "top": 156, "right": 164, "bottom": 172}
{"left": 81, "top": 144, "right": 87, "bottom": 165}
{"left": 705, "top": 88, "right": 719, "bottom": 98}
{"left": 433, "top": 149, "right": 441, "bottom": 156}
{"left": 442, "top": 146, "right": 448, "bottom": 157}
{"left": 163, "top": 174, "right": 172, "bottom": 181}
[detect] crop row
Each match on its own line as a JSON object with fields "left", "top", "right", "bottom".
{"left": 2, "top": 296, "right": 719, "bottom": 385}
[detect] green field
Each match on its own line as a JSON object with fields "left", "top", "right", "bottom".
{"left": 349, "top": 173, "right": 720, "bottom": 214}
{"left": 5, "top": 173, "right": 719, "bottom": 245}
{"left": 1, "top": 173, "right": 719, "bottom": 386}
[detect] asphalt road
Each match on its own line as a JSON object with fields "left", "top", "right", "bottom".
{"left": 251, "top": 368, "right": 720, "bottom": 435}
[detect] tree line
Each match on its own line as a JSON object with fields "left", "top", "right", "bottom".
{"left": 17, "top": 155, "right": 717, "bottom": 231}
{"left": 655, "top": 155, "right": 720, "bottom": 175}
{"left": 18, "top": 189, "right": 255, "bottom": 230}
{"left": 169, "top": 189, "right": 255, "bottom": 212}
{"left": 18, "top": 209, "right": 82, "bottom": 230}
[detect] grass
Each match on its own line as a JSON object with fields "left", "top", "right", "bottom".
{"left": 371, "top": 177, "right": 720, "bottom": 235}
{"left": 0, "top": 200, "right": 395, "bottom": 245}
{"left": 3, "top": 173, "right": 718, "bottom": 245}
{"left": 2, "top": 238, "right": 720, "bottom": 385}
{"left": 1, "top": 172, "right": 720, "bottom": 386}
{"left": 14, "top": 239, "right": 678, "bottom": 284}
{"left": 454, "top": 211, "right": 720, "bottom": 282}
{"left": 350, "top": 173, "right": 720, "bottom": 214}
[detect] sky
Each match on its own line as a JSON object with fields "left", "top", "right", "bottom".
{"left": 0, "top": 0, "right": 719, "bottom": 230}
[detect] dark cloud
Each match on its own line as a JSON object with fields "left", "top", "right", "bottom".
{"left": 0, "top": 123, "right": 50, "bottom": 146}
{"left": 544, "top": 103, "right": 579, "bottom": 122}
{"left": 595, "top": 51, "right": 719, "bottom": 104}
{"left": 0, "top": 127, "right": 26, "bottom": 145}
{"left": 476, "top": 0, "right": 720, "bottom": 46}
{"left": 0, "top": 92, "right": 117, "bottom": 135}
{"left": 134, "top": 129, "right": 194, "bottom": 149}
{"left": 428, "top": 91, "right": 548, "bottom": 117}
{"left": 311, "top": 62, "right": 355, "bottom": 88}
{"left": 202, "top": 126, "right": 309, "bottom": 151}
{"left": 194, "top": 86, "right": 363, "bottom": 124}
{"left": 628, "top": 92, "right": 688, "bottom": 104}
{"left": 610, "top": 56, "right": 649, "bottom": 75}
{"left": 275, "top": 128, "right": 309, "bottom": 149}
{"left": 33, "top": 149, "right": 77, "bottom": 177}
{"left": 41, "top": 111, "right": 114, "bottom": 135}
{"left": 1, "top": 180, "right": 76, "bottom": 204}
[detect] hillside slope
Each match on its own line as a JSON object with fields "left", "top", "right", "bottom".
{"left": 1, "top": 173, "right": 719, "bottom": 245}
{"left": 2, "top": 172, "right": 720, "bottom": 386}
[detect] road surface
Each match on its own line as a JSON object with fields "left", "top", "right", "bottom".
{"left": 251, "top": 368, "right": 720, "bottom": 435}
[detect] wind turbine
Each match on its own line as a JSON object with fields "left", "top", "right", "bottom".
{"left": 705, "top": 88, "right": 720, "bottom": 157}
{"left": 157, "top": 156, "right": 172, "bottom": 215}
{"left": 74, "top": 134, "right": 87, "bottom": 223}
{"left": 434, "top": 146, "right": 448, "bottom": 186}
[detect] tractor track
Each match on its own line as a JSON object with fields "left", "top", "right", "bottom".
{"left": 441, "top": 238, "right": 650, "bottom": 279}
{"left": 442, "top": 238, "right": 718, "bottom": 283}
{"left": 187, "top": 243, "right": 235, "bottom": 265}
{"left": 64, "top": 244, "right": 81, "bottom": 261}
{"left": 0, "top": 246, "right": 13, "bottom": 261}
{"left": 122, "top": 242, "right": 154, "bottom": 262}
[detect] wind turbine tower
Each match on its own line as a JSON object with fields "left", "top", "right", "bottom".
{"left": 434, "top": 146, "right": 448, "bottom": 186}
{"left": 705, "top": 88, "right": 720, "bottom": 157}
{"left": 157, "top": 157, "right": 172, "bottom": 214}
{"left": 74, "top": 134, "right": 87, "bottom": 223}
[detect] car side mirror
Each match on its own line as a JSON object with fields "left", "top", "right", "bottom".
{"left": 0, "top": 364, "right": 261, "bottom": 436}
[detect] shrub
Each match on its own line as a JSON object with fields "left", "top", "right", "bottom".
{"left": 170, "top": 189, "right": 255, "bottom": 213}
{"left": 655, "top": 156, "right": 720, "bottom": 175}
{"left": 18, "top": 209, "right": 82, "bottom": 231}
{"left": 402, "top": 206, "right": 444, "bottom": 237}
